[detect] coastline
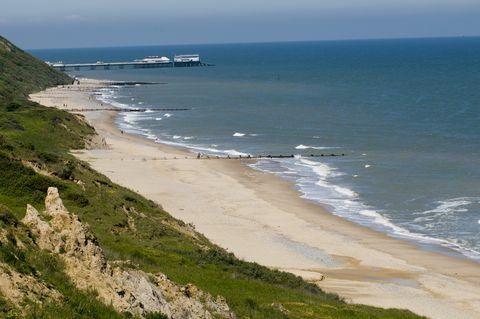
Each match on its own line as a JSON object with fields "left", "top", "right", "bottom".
{"left": 31, "top": 79, "right": 480, "bottom": 319}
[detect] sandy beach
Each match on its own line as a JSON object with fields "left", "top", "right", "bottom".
{"left": 31, "top": 80, "right": 480, "bottom": 319}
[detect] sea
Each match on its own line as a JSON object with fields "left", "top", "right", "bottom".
{"left": 31, "top": 37, "right": 480, "bottom": 261}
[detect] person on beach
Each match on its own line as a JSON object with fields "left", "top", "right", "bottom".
{"left": 197, "top": 153, "right": 201, "bottom": 159}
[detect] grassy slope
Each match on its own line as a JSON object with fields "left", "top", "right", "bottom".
{"left": 0, "top": 36, "right": 425, "bottom": 319}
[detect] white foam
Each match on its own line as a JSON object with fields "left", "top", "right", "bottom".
{"left": 233, "top": 132, "right": 245, "bottom": 137}
{"left": 297, "top": 158, "right": 339, "bottom": 178}
{"left": 364, "top": 164, "right": 371, "bottom": 168}
{"left": 122, "top": 113, "right": 140, "bottom": 125}
{"left": 333, "top": 185, "right": 358, "bottom": 198}
{"left": 164, "top": 113, "right": 172, "bottom": 118}
{"left": 358, "top": 209, "right": 409, "bottom": 235}
{"left": 413, "top": 197, "right": 478, "bottom": 223}
{"left": 295, "top": 144, "right": 332, "bottom": 150}
{"left": 155, "top": 117, "right": 162, "bottom": 121}
{"left": 223, "top": 149, "right": 250, "bottom": 156}
{"left": 152, "top": 137, "right": 250, "bottom": 158}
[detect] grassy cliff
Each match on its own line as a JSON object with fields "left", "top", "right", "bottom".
{"left": 0, "top": 36, "right": 71, "bottom": 100}
{"left": 0, "top": 36, "right": 425, "bottom": 318}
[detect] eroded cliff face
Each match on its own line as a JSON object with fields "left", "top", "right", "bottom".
{"left": 0, "top": 262, "right": 61, "bottom": 308}
{"left": 21, "top": 187, "right": 235, "bottom": 319}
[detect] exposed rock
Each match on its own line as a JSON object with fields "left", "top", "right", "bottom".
{"left": 270, "top": 302, "right": 289, "bottom": 314}
{"left": 84, "top": 133, "right": 108, "bottom": 150}
{"left": 121, "top": 205, "right": 138, "bottom": 233}
{"left": 22, "top": 187, "right": 235, "bottom": 319}
{"left": 0, "top": 262, "right": 61, "bottom": 309}
{"left": 162, "top": 219, "right": 199, "bottom": 241}
{"left": 21, "top": 160, "right": 53, "bottom": 177}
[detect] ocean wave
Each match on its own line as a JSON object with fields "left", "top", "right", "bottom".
{"left": 164, "top": 113, "right": 172, "bottom": 118}
{"left": 122, "top": 113, "right": 140, "bottom": 125}
{"left": 170, "top": 135, "right": 196, "bottom": 141}
{"left": 412, "top": 197, "right": 479, "bottom": 223}
{"left": 223, "top": 149, "right": 250, "bottom": 156}
{"left": 295, "top": 144, "right": 335, "bottom": 150}
{"left": 155, "top": 117, "right": 162, "bottom": 121}
{"left": 156, "top": 138, "right": 250, "bottom": 157}
{"left": 233, "top": 132, "right": 245, "bottom": 137}
{"left": 296, "top": 158, "right": 340, "bottom": 178}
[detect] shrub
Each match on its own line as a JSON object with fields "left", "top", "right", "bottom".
{"left": 65, "top": 192, "right": 89, "bottom": 207}
{"left": 6, "top": 101, "right": 21, "bottom": 112}
{"left": 145, "top": 313, "right": 168, "bottom": 319}
{"left": 59, "top": 161, "right": 75, "bottom": 180}
{"left": 0, "top": 205, "right": 18, "bottom": 227}
{"left": 38, "top": 152, "right": 59, "bottom": 163}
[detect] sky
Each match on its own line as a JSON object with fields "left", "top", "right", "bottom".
{"left": 1, "top": 0, "right": 480, "bottom": 49}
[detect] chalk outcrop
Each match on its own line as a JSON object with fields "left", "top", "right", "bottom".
{"left": 0, "top": 262, "right": 61, "bottom": 308}
{"left": 22, "top": 187, "right": 235, "bottom": 319}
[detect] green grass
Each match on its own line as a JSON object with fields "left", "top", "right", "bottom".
{"left": 0, "top": 35, "right": 426, "bottom": 318}
{"left": 0, "top": 36, "right": 71, "bottom": 100}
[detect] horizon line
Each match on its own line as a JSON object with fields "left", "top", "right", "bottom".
{"left": 26, "top": 34, "right": 480, "bottom": 51}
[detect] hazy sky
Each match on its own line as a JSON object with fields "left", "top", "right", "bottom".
{"left": 1, "top": 0, "right": 480, "bottom": 49}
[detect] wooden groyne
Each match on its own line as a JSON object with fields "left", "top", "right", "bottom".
{"left": 104, "top": 81, "right": 163, "bottom": 86}
{"left": 196, "top": 153, "right": 346, "bottom": 160}
{"left": 121, "top": 153, "right": 348, "bottom": 162}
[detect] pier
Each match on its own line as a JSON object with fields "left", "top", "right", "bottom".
{"left": 68, "top": 107, "right": 189, "bottom": 112}
{"left": 50, "top": 60, "right": 213, "bottom": 72}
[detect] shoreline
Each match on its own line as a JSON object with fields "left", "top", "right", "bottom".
{"left": 31, "top": 79, "right": 480, "bottom": 319}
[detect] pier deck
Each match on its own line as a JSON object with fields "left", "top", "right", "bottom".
{"left": 52, "top": 61, "right": 213, "bottom": 71}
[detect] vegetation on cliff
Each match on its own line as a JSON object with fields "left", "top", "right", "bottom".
{"left": 0, "top": 35, "right": 424, "bottom": 318}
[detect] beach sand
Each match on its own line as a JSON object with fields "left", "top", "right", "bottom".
{"left": 31, "top": 80, "right": 480, "bottom": 319}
